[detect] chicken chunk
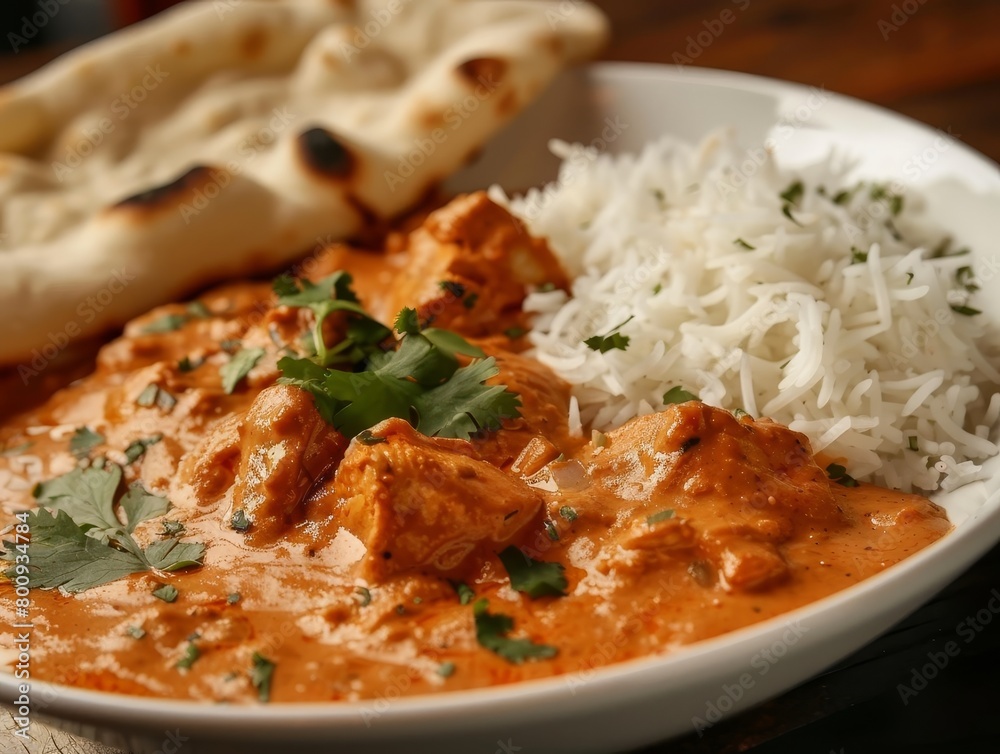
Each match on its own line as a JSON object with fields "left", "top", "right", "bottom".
{"left": 231, "top": 385, "right": 347, "bottom": 546}
{"left": 383, "top": 192, "right": 569, "bottom": 337}
{"left": 330, "top": 417, "right": 543, "bottom": 581}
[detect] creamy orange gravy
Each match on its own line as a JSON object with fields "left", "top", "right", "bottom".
{"left": 0, "top": 193, "right": 949, "bottom": 702}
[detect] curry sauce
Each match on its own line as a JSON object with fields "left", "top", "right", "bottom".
{"left": 0, "top": 193, "right": 950, "bottom": 702}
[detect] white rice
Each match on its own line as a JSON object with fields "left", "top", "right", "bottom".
{"left": 490, "top": 131, "right": 1000, "bottom": 492}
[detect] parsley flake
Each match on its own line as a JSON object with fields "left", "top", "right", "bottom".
{"left": 124, "top": 435, "right": 163, "bottom": 464}
{"left": 227, "top": 592, "right": 242, "bottom": 605}
{"left": 558, "top": 506, "right": 578, "bottom": 522}
{"left": 437, "top": 661, "right": 457, "bottom": 678}
{"left": 126, "top": 626, "right": 146, "bottom": 640}
{"left": 231, "top": 509, "right": 250, "bottom": 532}
{"left": 451, "top": 581, "right": 475, "bottom": 605}
{"left": 733, "top": 238, "right": 756, "bottom": 250}
{"left": 950, "top": 304, "right": 981, "bottom": 317}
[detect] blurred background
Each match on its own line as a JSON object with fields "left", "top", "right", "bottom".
{"left": 0, "top": 0, "right": 998, "bottom": 161}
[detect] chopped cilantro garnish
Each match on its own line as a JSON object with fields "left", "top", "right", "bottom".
{"left": 160, "top": 520, "right": 185, "bottom": 537}
{"left": 124, "top": 435, "right": 162, "bottom": 464}
{"left": 662, "top": 386, "right": 699, "bottom": 405}
{"left": 227, "top": 592, "right": 242, "bottom": 605}
{"left": 250, "top": 652, "right": 276, "bottom": 702}
{"left": 356, "top": 430, "right": 387, "bottom": 446}
{"left": 141, "top": 313, "right": 190, "bottom": 334}
{"left": 559, "top": 506, "right": 578, "bottom": 522}
{"left": 851, "top": 247, "right": 869, "bottom": 264}
{"left": 176, "top": 642, "right": 200, "bottom": 670}
{"left": 950, "top": 304, "right": 981, "bottom": 317}
{"left": 646, "top": 509, "right": 675, "bottom": 525}
{"left": 544, "top": 521, "right": 559, "bottom": 541}
{"left": 955, "top": 266, "right": 979, "bottom": 292}
{"left": 584, "top": 316, "right": 634, "bottom": 353}
{"left": 498, "top": 546, "right": 567, "bottom": 599}
{"left": 136, "top": 384, "right": 159, "bottom": 407}
{"left": 537, "top": 282, "right": 556, "bottom": 293}
{"left": 905, "top": 272, "right": 915, "bottom": 285}
{"left": 780, "top": 181, "right": 804, "bottom": 206}
{"left": 439, "top": 280, "right": 466, "bottom": 299}
{"left": 473, "top": 599, "right": 557, "bottom": 664}
{"left": 504, "top": 327, "right": 526, "bottom": 339}
{"left": 153, "top": 583, "right": 179, "bottom": 603}
{"left": 733, "top": 408, "right": 750, "bottom": 419}
{"left": 277, "top": 297, "right": 521, "bottom": 441}
{"left": 69, "top": 427, "right": 104, "bottom": 460}
{"left": 463, "top": 292, "right": 479, "bottom": 309}
{"left": 907, "top": 436, "right": 919, "bottom": 452}
{"left": 126, "top": 626, "right": 146, "bottom": 640}
{"left": 178, "top": 355, "right": 204, "bottom": 373}
{"left": 275, "top": 272, "right": 391, "bottom": 367}
{"left": 652, "top": 283, "right": 662, "bottom": 295}
{"left": 354, "top": 586, "right": 371, "bottom": 606}
{"left": 231, "top": 509, "right": 250, "bottom": 532}
{"left": 826, "top": 463, "right": 859, "bottom": 487}
{"left": 734, "top": 238, "right": 756, "bottom": 250}
{"left": 187, "top": 301, "right": 211, "bottom": 319}
{"left": 221, "top": 348, "right": 265, "bottom": 394}
{"left": 781, "top": 204, "right": 802, "bottom": 226}
{"left": 451, "top": 581, "right": 475, "bottom": 605}
{"left": 437, "top": 661, "right": 457, "bottom": 678}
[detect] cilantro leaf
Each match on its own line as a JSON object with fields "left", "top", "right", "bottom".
{"left": 175, "top": 642, "right": 200, "bottom": 670}
{"left": 274, "top": 272, "right": 389, "bottom": 366}
{"left": 584, "top": 316, "right": 634, "bottom": 353}
{"left": 498, "top": 546, "right": 567, "bottom": 598}
{"left": 278, "top": 303, "right": 520, "bottom": 440}
{"left": 119, "top": 483, "right": 170, "bottom": 533}
{"left": 251, "top": 652, "right": 276, "bottom": 702}
{"left": 6, "top": 466, "right": 205, "bottom": 592}
{"left": 141, "top": 313, "right": 190, "bottom": 334}
{"left": 3, "top": 508, "right": 148, "bottom": 592}
{"left": 826, "top": 463, "right": 859, "bottom": 487}
{"left": 153, "top": 583, "right": 179, "bottom": 602}
{"left": 646, "top": 509, "right": 675, "bottom": 524}
{"left": 34, "top": 465, "right": 122, "bottom": 535}
{"left": 950, "top": 304, "right": 982, "bottom": 317}
{"left": 69, "top": 427, "right": 104, "bottom": 460}
{"left": 221, "top": 348, "right": 265, "bottom": 394}
{"left": 780, "top": 180, "right": 804, "bottom": 206}
{"left": 124, "top": 435, "right": 163, "bottom": 464}
{"left": 451, "top": 581, "right": 475, "bottom": 605}
{"left": 473, "top": 599, "right": 557, "bottom": 664}
{"left": 662, "top": 386, "right": 700, "bottom": 405}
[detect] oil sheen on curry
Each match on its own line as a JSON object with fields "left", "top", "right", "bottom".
{"left": 0, "top": 193, "right": 949, "bottom": 703}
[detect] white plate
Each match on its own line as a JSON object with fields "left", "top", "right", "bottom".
{"left": 5, "top": 63, "right": 1000, "bottom": 754}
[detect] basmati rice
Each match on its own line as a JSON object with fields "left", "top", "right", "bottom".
{"left": 491, "top": 131, "right": 1000, "bottom": 492}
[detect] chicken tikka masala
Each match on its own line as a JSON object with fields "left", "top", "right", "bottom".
{"left": 1, "top": 193, "right": 949, "bottom": 703}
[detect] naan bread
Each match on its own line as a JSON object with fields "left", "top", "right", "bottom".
{"left": 0, "top": 0, "right": 607, "bottom": 368}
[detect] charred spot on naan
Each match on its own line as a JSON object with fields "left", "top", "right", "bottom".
{"left": 111, "top": 165, "right": 225, "bottom": 214}
{"left": 239, "top": 26, "right": 269, "bottom": 61}
{"left": 296, "top": 127, "right": 356, "bottom": 181}
{"left": 456, "top": 57, "right": 508, "bottom": 89}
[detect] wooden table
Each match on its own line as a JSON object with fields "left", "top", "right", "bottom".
{"left": 2, "top": 1, "right": 999, "bottom": 751}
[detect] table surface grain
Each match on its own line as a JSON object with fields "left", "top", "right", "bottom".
{"left": 2, "top": 1, "right": 998, "bottom": 752}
